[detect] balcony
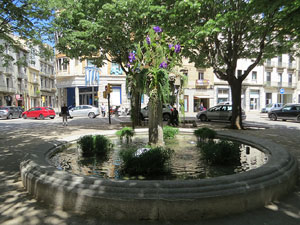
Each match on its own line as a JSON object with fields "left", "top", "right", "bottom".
{"left": 0, "top": 66, "right": 14, "bottom": 75}
{"left": 0, "top": 86, "right": 16, "bottom": 93}
{"left": 195, "top": 79, "right": 210, "bottom": 87}
{"left": 287, "top": 62, "right": 296, "bottom": 70}
{"left": 264, "top": 81, "right": 296, "bottom": 88}
{"left": 264, "top": 61, "right": 275, "bottom": 68}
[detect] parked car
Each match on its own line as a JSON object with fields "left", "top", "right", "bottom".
{"left": 140, "top": 104, "right": 173, "bottom": 121}
{"left": 68, "top": 105, "right": 100, "bottom": 118}
{"left": 268, "top": 104, "right": 300, "bottom": 121}
{"left": 261, "top": 103, "right": 283, "bottom": 113}
{"left": 22, "top": 107, "right": 56, "bottom": 119}
{"left": 196, "top": 105, "right": 246, "bottom": 122}
{"left": 0, "top": 106, "right": 23, "bottom": 119}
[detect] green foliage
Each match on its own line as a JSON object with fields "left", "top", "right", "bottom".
{"left": 160, "top": 0, "right": 299, "bottom": 129}
{"left": 194, "top": 127, "right": 216, "bottom": 145}
{"left": 77, "top": 135, "right": 94, "bottom": 157}
{"left": 0, "top": 0, "right": 54, "bottom": 66}
{"left": 77, "top": 135, "right": 112, "bottom": 158}
{"left": 163, "top": 126, "right": 179, "bottom": 140}
{"left": 94, "top": 135, "right": 112, "bottom": 159}
{"left": 119, "top": 147, "right": 174, "bottom": 177}
{"left": 116, "top": 127, "right": 135, "bottom": 144}
{"left": 200, "top": 140, "right": 241, "bottom": 166}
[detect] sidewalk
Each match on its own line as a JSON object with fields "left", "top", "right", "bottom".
{"left": 0, "top": 121, "right": 299, "bottom": 225}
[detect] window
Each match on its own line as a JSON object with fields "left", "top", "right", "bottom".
{"left": 110, "top": 62, "right": 123, "bottom": 75}
{"left": 198, "top": 72, "right": 204, "bottom": 80}
{"left": 252, "top": 71, "right": 257, "bottom": 81}
{"left": 278, "top": 55, "right": 282, "bottom": 65}
{"left": 41, "top": 77, "right": 43, "bottom": 87}
{"left": 6, "top": 77, "right": 10, "bottom": 88}
{"left": 57, "top": 58, "right": 68, "bottom": 71}
{"left": 218, "top": 88, "right": 229, "bottom": 95}
{"left": 278, "top": 73, "right": 282, "bottom": 83}
{"left": 29, "top": 48, "right": 36, "bottom": 65}
{"left": 266, "top": 72, "right": 271, "bottom": 82}
{"left": 288, "top": 74, "right": 292, "bottom": 84}
{"left": 266, "top": 93, "right": 272, "bottom": 105}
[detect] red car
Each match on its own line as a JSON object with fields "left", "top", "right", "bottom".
{"left": 22, "top": 107, "right": 56, "bottom": 119}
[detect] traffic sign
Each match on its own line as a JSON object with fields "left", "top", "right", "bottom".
{"left": 280, "top": 88, "right": 285, "bottom": 94}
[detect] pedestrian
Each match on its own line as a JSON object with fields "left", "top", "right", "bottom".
{"left": 101, "top": 103, "right": 106, "bottom": 117}
{"left": 172, "top": 107, "right": 179, "bottom": 126}
{"left": 199, "top": 102, "right": 204, "bottom": 111}
{"left": 61, "top": 104, "right": 68, "bottom": 126}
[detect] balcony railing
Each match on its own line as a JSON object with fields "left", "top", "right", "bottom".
{"left": 40, "top": 86, "right": 52, "bottom": 92}
{"left": 264, "top": 61, "right": 275, "bottom": 67}
{"left": 287, "top": 63, "right": 296, "bottom": 70}
{"left": 0, "top": 86, "right": 16, "bottom": 93}
{"left": 195, "top": 79, "right": 210, "bottom": 87}
{"left": 264, "top": 81, "right": 296, "bottom": 88}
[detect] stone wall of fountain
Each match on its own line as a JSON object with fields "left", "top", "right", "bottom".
{"left": 20, "top": 129, "right": 298, "bottom": 221}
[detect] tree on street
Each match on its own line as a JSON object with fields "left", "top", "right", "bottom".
{"left": 0, "top": 0, "right": 53, "bottom": 65}
{"left": 159, "top": 0, "right": 300, "bottom": 129}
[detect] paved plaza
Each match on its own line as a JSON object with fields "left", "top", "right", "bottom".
{"left": 0, "top": 113, "right": 299, "bottom": 225}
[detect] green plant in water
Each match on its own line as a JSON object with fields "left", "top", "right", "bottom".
{"left": 200, "top": 140, "right": 241, "bottom": 166}
{"left": 77, "top": 135, "right": 94, "bottom": 157}
{"left": 119, "top": 146, "right": 174, "bottom": 177}
{"left": 94, "top": 135, "right": 112, "bottom": 159}
{"left": 116, "top": 127, "right": 135, "bottom": 144}
{"left": 163, "top": 126, "right": 179, "bottom": 140}
{"left": 194, "top": 127, "right": 216, "bottom": 145}
{"left": 78, "top": 135, "right": 112, "bottom": 159}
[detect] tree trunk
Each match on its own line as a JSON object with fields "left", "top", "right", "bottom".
{"left": 229, "top": 79, "right": 243, "bottom": 129}
{"left": 148, "top": 92, "right": 164, "bottom": 146}
{"left": 131, "top": 90, "right": 142, "bottom": 129}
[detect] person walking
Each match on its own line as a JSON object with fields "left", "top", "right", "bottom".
{"left": 172, "top": 107, "right": 179, "bottom": 126}
{"left": 101, "top": 103, "right": 106, "bottom": 117}
{"left": 61, "top": 104, "right": 69, "bottom": 126}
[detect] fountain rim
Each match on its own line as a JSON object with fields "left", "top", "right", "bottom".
{"left": 20, "top": 128, "right": 298, "bottom": 221}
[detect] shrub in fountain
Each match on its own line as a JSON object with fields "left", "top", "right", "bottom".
{"left": 77, "top": 135, "right": 94, "bottom": 157}
{"left": 78, "top": 135, "right": 112, "bottom": 158}
{"left": 201, "top": 140, "right": 241, "bottom": 166}
{"left": 119, "top": 147, "right": 174, "bottom": 177}
{"left": 94, "top": 135, "right": 112, "bottom": 159}
{"left": 194, "top": 127, "right": 216, "bottom": 146}
{"left": 163, "top": 126, "right": 179, "bottom": 140}
{"left": 116, "top": 127, "right": 135, "bottom": 144}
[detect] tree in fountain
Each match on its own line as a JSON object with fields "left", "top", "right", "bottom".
{"left": 129, "top": 26, "right": 182, "bottom": 145}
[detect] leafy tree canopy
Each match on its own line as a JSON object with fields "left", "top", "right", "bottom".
{"left": 0, "top": 0, "right": 54, "bottom": 65}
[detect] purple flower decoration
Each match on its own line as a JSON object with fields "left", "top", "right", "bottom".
{"left": 126, "top": 63, "right": 131, "bottom": 68}
{"left": 153, "top": 26, "right": 162, "bottom": 33}
{"left": 159, "top": 61, "right": 168, "bottom": 68}
{"left": 168, "top": 44, "right": 173, "bottom": 49}
{"left": 146, "top": 35, "right": 151, "bottom": 45}
{"left": 129, "top": 52, "right": 136, "bottom": 63}
{"left": 174, "top": 44, "right": 181, "bottom": 53}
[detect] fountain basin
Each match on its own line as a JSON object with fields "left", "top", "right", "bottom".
{"left": 20, "top": 129, "right": 298, "bottom": 221}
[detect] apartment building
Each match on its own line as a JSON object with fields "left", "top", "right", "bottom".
{"left": 26, "top": 45, "right": 56, "bottom": 109}
{"left": 0, "top": 35, "right": 56, "bottom": 109}
{"left": 55, "top": 55, "right": 133, "bottom": 110}
{"left": 0, "top": 38, "right": 28, "bottom": 108}
{"left": 179, "top": 57, "right": 215, "bottom": 116}
{"left": 213, "top": 54, "right": 298, "bottom": 112}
